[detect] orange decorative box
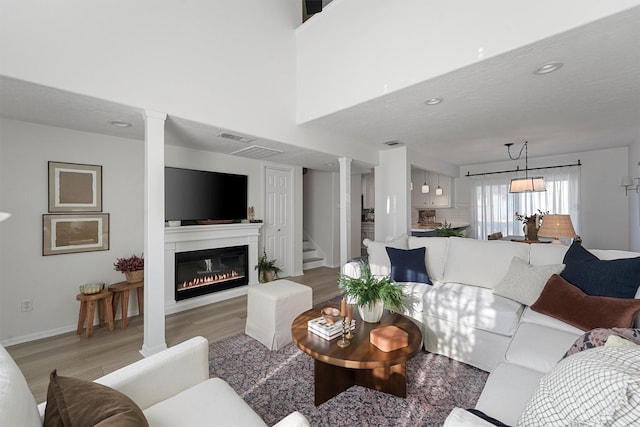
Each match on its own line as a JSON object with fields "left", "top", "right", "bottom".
{"left": 370, "top": 325, "right": 408, "bottom": 352}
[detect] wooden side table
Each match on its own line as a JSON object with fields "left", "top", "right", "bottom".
{"left": 108, "top": 280, "right": 144, "bottom": 329}
{"left": 76, "top": 291, "right": 114, "bottom": 338}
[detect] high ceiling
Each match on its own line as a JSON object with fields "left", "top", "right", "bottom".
{"left": 1, "top": 6, "right": 638, "bottom": 173}
{"left": 300, "top": 6, "right": 640, "bottom": 167}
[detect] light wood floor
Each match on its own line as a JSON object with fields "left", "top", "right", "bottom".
{"left": 6, "top": 267, "right": 341, "bottom": 403}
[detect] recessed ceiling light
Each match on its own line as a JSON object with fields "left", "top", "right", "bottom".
{"left": 325, "top": 162, "right": 335, "bottom": 166}
{"left": 424, "top": 97, "right": 443, "bottom": 106}
{"left": 534, "top": 61, "right": 563, "bottom": 75}
{"left": 110, "top": 120, "right": 132, "bottom": 128}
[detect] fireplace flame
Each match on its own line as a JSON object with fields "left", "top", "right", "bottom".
{"left": 179, "top": 270, "right": 242, "bottom": 290}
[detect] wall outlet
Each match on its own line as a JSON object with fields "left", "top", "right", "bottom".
{"left": 21, "top": 299, "right": 33, "bottom": 312}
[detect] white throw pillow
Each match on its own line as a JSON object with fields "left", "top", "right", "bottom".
{"left": 407, "top": 236, "right": 449, "bottom": 282}
{"left": 443, "top": 238, "right": 530, "bottom": 289}
{"left": 519, "top": 347, "right": 640, "bottom": 426}
{"left": 364, "top": 234, "right": 408, "bottom": 277}
{"left": 493, "top": 257, "right": 564, "bottom": 306}
{"left": 605, "top": 335, "right": 640, "bottom": 348}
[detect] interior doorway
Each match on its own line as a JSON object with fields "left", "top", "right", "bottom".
{"left": 264, "top": 166, "right": 293, "bottom": 277}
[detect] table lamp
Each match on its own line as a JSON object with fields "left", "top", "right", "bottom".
{"left": 538, "top": 214, "right": 576, "bottom": 245}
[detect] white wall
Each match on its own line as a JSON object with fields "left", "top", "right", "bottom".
{"left": 303, "top": 170, "right": 340, "bottom": 267}
{"left": 375, "top": 147, "right": 410, "bottom": 241}
{"left": 460, "top": 146, "right": 630, "bottom": 250}
{"left": 0, "top": 119, "right": 270, "bottom": 345}
{"left": 297, "top": 0, "right": 640, "bottom": 123}
{"left": 302, "top": 169, "right": 361, "bottom": 263}
{"left": 629, "top": 135, "right": 640, "bottom": 251}
{"left": 292, "top": 166, "right": 304, "bottom": 276}
{"left": 0, "top": 0, "right": 378, "bottom": 167}
{"left": 0, "top": 119, "right": 144, "bottom": 344}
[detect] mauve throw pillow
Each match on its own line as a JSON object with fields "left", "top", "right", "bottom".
{"left": 385, "top": 247, "right": 432, "bottom": 285}
{"left": 531, "top": 274, "right": 640, "bottom": 331}
{"left": 561, "top": 242, "right": 640, "bottom": 298}
{"left": 44, "top": 370, "right": 149, "bottom": 427}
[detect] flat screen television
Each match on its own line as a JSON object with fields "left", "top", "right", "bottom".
{"left": 165, "top": 167, "right": 248, "bottom": 224}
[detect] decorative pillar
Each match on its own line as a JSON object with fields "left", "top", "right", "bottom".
{"left": 141, "top": 110, "right": 168, "bottom": 356}
{"left": 375, "top": 147, "right": 410, "bottom": 240}
{"left": 339, "top": 157, "right": 352, "bottom": 266}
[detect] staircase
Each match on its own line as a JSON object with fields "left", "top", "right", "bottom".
{"left": 302, "top": 237, "right": 325, "bottom": 270}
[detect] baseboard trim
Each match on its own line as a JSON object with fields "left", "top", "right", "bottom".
{"left": 1, "top": 324, "right": 76, "bottom": 347}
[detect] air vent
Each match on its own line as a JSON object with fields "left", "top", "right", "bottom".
{"left": 230, "top": 145, "right": 283, "bottom": 159}
{"left": 217, "top": 132, "right": 255, "bottom": 143}
{"left": 383, "top": 140, "right": 403, "bottom": 146}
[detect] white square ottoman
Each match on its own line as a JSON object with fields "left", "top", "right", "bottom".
{"left": 245, "top": 279, "right": 313, "bottom": 350}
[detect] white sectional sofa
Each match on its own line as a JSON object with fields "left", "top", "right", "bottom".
{"left": 344, "top": 236, "right": 640, "bottom": 426}
{"left": 1, "top": 336, "right": 309, "bottom": 427}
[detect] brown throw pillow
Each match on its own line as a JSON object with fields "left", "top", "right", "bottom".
{"left": 44, "top": 370, "right": 149, "bottom": 427}
{"left": 531, "top": 274, "right": 640, "bottom": 331}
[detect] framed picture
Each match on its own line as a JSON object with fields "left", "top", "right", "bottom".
{"left": 43, "top": 213, "right": 109, "bottom": 255}
{"left": 48, "top": 161, "right": 102, "bottom": 212}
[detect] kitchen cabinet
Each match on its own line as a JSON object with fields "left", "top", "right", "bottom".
{"left": 411, "top": 170, "right": 452, "bottom": 208}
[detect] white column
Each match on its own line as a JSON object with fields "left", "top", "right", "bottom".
{"left": 375, "top": 147, "right": 410, "bottom": 240}
{"left": 339, "top": 157, "right": 352, "bottom": 266}
{"left": 141, "top": 110, "right": 168, "bottom": 356}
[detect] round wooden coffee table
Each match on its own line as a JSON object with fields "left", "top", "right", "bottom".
{"left": 291, "top": 307, "right": 422, "bottom": 406}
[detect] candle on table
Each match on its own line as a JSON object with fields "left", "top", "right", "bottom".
{"left": 347, "top": 304, "right": 353, "bottom": 325}
{"left": 341, "top": 297, "right": 346, "bottom": 317}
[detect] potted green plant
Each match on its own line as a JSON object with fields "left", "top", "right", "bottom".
{"left": 255, "top": 250, "right": 282, "bottom": 283}
{"left": 114, "top": 254, "right": 144, "bottom": 283}
{"left": 338, "top": 261, "right": 405, "bottom": 323}
{"left": 435, "top": 220, "right": 465, "bottom": 237}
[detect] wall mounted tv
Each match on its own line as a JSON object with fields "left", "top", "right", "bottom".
{"left": 165, "top": 167, "right": 248, "bottom": 225}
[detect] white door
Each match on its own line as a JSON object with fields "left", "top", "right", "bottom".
{"left": 265, "top": 166, "right": 292, "bottom": 277}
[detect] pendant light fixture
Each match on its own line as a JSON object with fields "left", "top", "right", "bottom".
{"left": 435, "top": 174, "right": 443, "bottom": 196}
{"left": 506, "top": 141, "right": 546, "bottom": 193}
{"left": 421, "top": 171, "right": 430, "bottom": 193}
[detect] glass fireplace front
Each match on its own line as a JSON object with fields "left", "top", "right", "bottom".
{"left": 175, "top": 245, "right": 248, "bottom": 301}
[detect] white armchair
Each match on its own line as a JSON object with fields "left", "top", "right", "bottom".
{"left": 0, "top": 336, "right": 308, "bottom": 427}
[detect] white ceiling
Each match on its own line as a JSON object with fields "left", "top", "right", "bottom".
{"left": 0, "top": 76, "right": 372, "bottom": 172}
{"left": 1, "top": 7, "right": 638, "bottom": 173}
{"left": 301, "top": 6, "right": 640, "bottom": 167}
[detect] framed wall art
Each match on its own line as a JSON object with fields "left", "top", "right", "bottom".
{"left": 48, "top": 161, "right": 102, "bottom": 212}
{"left": 43, "top": 213, "right": 110, "bottom": 255}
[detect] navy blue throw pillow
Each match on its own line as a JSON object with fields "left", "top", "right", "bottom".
{"left": 561, "top": 242, "right": 640, "bottom": 298}
{"left": 385, "top": 247, "right": 432, "bottom": 285}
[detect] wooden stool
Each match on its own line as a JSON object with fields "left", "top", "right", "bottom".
{"left": 76, "top": 291, "right": 114, "bottom": 338}
{"left": 108, "top": 280, "right": 144, "bottom": 329}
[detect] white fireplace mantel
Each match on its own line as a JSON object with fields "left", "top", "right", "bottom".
{"left": 164, "top": 223, "right": 262, "bottom": 314}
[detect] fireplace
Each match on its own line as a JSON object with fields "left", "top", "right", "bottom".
{"left": 175, "top": 245, "right": 248, "bottom": 301}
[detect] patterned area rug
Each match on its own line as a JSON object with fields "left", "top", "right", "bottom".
{"left": 208, "top": 333, "right": 488, "bottom": 426}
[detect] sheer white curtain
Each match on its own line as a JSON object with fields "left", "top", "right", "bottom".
{"left": 470, "top": 166, "right": 581, "bottom": 240}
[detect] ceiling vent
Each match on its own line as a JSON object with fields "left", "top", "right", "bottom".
{"left": 230, "top": 145, "right": 283, "bottom": 159}
{"left": 383, "top": 140, "right": 403, "bottom": 147}
{"left": 217, "top": 132, "right": 255, "bottom": 143}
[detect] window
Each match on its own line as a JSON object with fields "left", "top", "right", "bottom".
{"left": 471, "top": 166, "right": 580, "bottom": 240}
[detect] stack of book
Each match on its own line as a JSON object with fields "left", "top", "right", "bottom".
{"left": 307, "top": 316, "right": 356, "bottom": 340}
